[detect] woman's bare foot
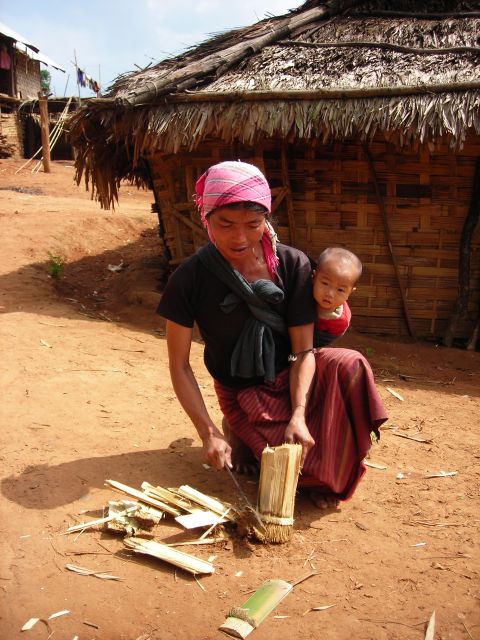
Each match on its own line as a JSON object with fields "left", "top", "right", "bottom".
{"left": 222, "top": 417, "right": 259, "bottom": 477}
{"left": 309, "top": 490, "right": 340, "bottom": 510}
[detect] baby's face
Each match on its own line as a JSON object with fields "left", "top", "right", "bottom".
{"left": 313, "top": 261, "right": 356, "bottom": 311}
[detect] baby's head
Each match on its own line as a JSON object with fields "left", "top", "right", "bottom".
{"left": 313, "top": 247, "right": 362, "bottom": 311}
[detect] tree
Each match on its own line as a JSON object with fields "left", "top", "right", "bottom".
{"left": 40, "top": 69, "right": 51, "bottom": 96}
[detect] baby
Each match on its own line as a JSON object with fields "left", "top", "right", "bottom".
{"left": 313, "top": 247, "right": 362, "bottom": 343}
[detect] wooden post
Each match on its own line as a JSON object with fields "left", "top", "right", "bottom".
{"left": 444, "top": 157, "right": 480, "bottom": 347}
{"left": 37, "top": 92, "right": 51, "bottom": 173}
{"left": 281, "top": 145, "right": 296, "bottom": 246}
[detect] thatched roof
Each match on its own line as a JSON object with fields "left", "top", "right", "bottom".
{"left": 68, "top": 0, "right": 480, "bottom": 207}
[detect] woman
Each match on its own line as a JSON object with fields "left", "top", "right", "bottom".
{"left": 157, "top": 161, "right": 387, "bottom": 508}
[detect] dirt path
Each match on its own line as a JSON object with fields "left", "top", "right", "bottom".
{"left": 1, "top": 160, "right": 479, "bottom": 640}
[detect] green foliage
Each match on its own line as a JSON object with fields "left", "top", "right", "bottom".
{"left": 47, "top": 252, "right": 65, "bottom": 279}
{"left": 40, "top": 69, "right": 51, "bottom": 95}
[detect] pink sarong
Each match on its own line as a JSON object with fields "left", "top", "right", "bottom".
{"left": 214, "top": 348, "right": 387, "bottom": 501}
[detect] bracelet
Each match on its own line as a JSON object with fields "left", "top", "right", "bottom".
{"left": 293, "top": 404, "right": 305, "bottom": 409}
{"left": 288, "top": 347, "right": 319, "bottom": 362}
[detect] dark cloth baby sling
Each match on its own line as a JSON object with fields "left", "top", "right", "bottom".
{"left": 197, "top": 243, "right": 287, "bottom": 382}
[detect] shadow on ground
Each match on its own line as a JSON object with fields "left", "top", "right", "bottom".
{"left": 0, "top": 230, "right": 169, "bottom": 331}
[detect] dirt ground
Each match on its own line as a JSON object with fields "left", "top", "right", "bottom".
{"left": 1, "top": 159, "right": 479, "bottom": 640}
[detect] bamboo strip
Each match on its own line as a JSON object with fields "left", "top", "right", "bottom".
{"left": 177, "top": 485, "right": 234, "bottom": 520}
{"left": 64, "top": 504, "right": 138, "bottom": 533}
{"left": 105, "top": 479, "right": 179, "bottom": 516}
{"left": 124, "top": 537, "right": 215, "bottom": 575}
{"left": 141, "top": 482, "right": 195, "bottom": 513}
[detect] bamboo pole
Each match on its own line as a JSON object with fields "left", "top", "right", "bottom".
{"left": 74, "top": 49, "right": 81, "bottom": 104}
{"left": 277, "top": 40, "right": 480, "bottom": 56}
{"left": 362, "top": 144, "right": 415, "bottom": 338}
{"left": 37, "top": 92, "right": 50, "bottom": 173}
{"left": 82, "top": 81, "right": 480, "bottom": 110}
{"left": 162, "top": 81, "right": 480, "bottom": 105}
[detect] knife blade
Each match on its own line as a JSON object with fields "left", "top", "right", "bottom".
{"left": 225, "top": 465, "right": 266, "bottom": 532}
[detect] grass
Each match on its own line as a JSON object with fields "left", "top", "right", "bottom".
{"left": 47, "top": 252, "right": 66, "bottom": 279}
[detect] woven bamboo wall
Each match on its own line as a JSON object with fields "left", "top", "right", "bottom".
{"left": 147, "top": 132, "right": 480, "bottom": 341}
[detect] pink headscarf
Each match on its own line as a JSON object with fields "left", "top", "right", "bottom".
{"left": 195, "top": 160, "right": 279, "bottom": 276}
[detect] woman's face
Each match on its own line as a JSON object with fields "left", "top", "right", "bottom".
{"left": 208, "top": 206, "right": 266, "bottom": 263}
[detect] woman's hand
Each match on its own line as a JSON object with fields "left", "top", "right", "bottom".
{"left": 284, "top": 412, "right": 315, "bottom": 467}
{"left": 202, "top": 430, "right": 232, "bottom": 470}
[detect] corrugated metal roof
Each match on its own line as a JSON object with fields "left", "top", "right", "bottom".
{"left": 0, "top": 20, "right": 39, "bottom": 52}
{"left": 0, "top": 21, "right": 65, "bottom": 71}
{"left": 14, "top": 42, "right": 65, "bottom": 72}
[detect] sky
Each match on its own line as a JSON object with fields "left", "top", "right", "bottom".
{"left": 1, "top": 0, "right": 303, "bottom": 97}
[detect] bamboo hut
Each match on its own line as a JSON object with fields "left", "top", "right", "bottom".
{"left": 68, "top": 0, "right": 480, "bottom": 345}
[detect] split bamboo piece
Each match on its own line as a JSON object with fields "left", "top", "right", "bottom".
{"left": 256, "top": 444, "right": 302, "bottom": 543}
{"left": 176, "top": 485, "right": 235, "bottom": 521}
{"left": 106, "top": 500, "right": 163, "bottom": 536}
{"left": 141, "top": 482, "right": 196, "bottom": 513}
{"left": 105, "top": 479, "right": 180, "bottom": 516}
{"left": 219, "top": 579, "right": 293, "bottom": 639}
{"left": 123, "top": 537, "right": 215, "bottom": 575}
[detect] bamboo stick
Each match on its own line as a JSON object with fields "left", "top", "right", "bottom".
{"left": 124, "top": 537, "right": 215, "bottom": 575}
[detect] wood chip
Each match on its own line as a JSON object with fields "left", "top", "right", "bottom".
{"left": 425, "top": 471, "right": 457, "bottom": 478}
{"left": 425, "top": 610, "right": 435, "bottom": 640}
{"left": 385, "top": 387, "right": 404, "bottom": 401}
{"left": 83, "top": 620, "right": 99, "bottom": 629}
{"left": 364, "top": 460, "right": 387, "bottom": 470}
{"left": 21, "top": 618, "right": 40, "bottom": 631}
{"left": 303, "top": 604, "right": 336, "bottom": 615}
{"left": 48, "top": 609, "right": 70, "bottom": 619}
